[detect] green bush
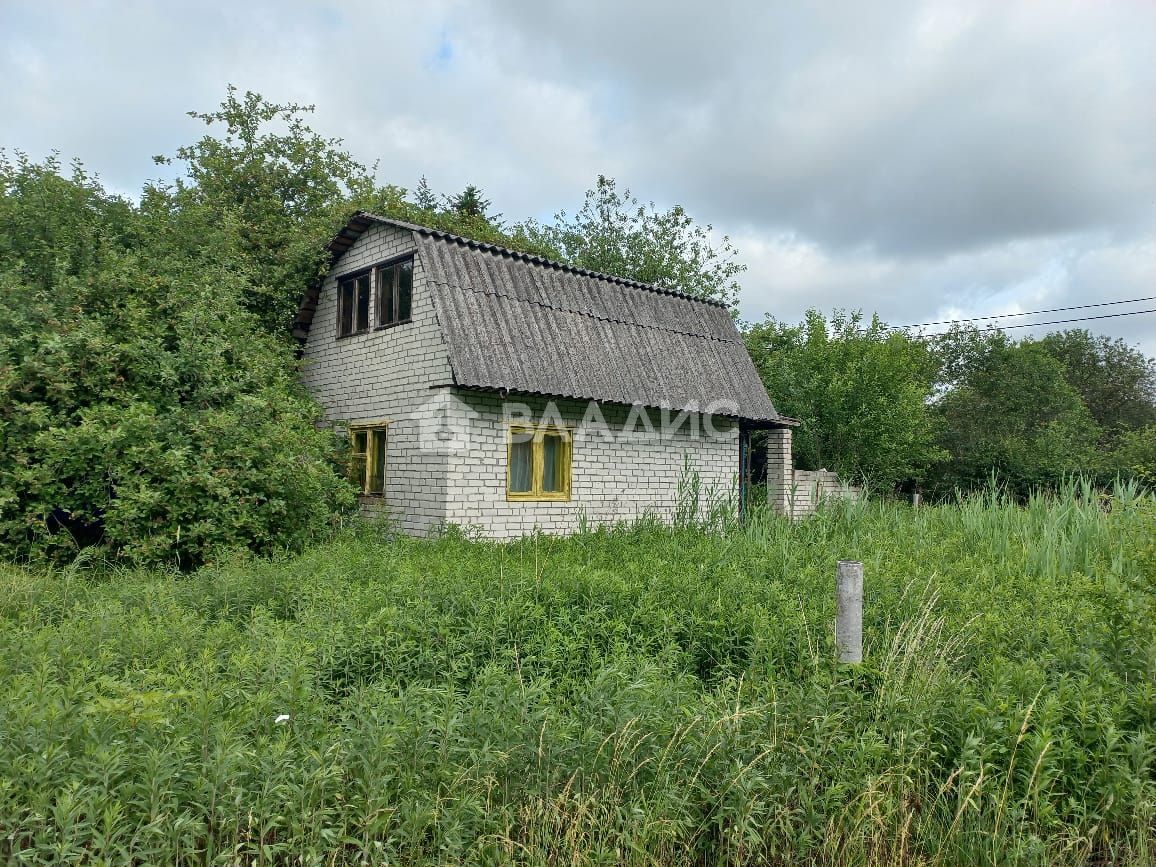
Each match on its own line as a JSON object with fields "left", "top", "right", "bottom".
{"left": 0, "top": 152, "right": 356, "bottom": 568}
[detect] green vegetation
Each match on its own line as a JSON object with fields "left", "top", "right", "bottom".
{"left": 745, "top": 310, "right": 944, "bottom": 489}
{"left": 0, "top": 151, "right": 357, "bottom": 568}
{"left": 0, "top": 88, "right": 745, "bottom": 569}
{"left": 929, "top": 327, "right": 1156, "bottom": 496}
{"left": 745, "top": 312, "right": 1156, "bottom": 497}
{"left": 2, "top": 487, "right": 1153, "bottom": 864}
{"left": 521, "top": 175, "right": 746, "bottom": 309}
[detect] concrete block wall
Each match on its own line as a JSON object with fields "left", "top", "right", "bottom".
{"left": 765, "top": 425, "right": 862, "bottom": 518}
{"left": 790, "top": 470, "right": 862, "bottom": 516}
{"left": 300, "top": 222, "right": 453, "bottom": 535}
{"left": 443, "top": 392, "right": 739, "bottom": 536}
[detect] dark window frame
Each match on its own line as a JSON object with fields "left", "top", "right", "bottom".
{"left": 375, "top": 257, "right": 414, "bottom": 330}
{"left": 337, "top": 269, "right": 373, "bottom": 338}
{"left": 335, "top": 255, "right": 415, "bottom": 339}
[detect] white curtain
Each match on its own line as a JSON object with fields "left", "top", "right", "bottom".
{"left": 510, "top": 439, "right": 532, "bottom": 492}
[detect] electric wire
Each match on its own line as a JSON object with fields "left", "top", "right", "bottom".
{"left": 899, "top": 295, "right": 1156, "bottom": 329}
{"left": 915, "top": 307, "right": 1156, "bottom": 337}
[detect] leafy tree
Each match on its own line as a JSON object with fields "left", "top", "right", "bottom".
{"left": 0, "top": 151, "right": 141, "bottom": 293}
{"left": 0, "top": 154, "right": 356, "bottom": 568}
{"left": 744, "top": 310, "right": 943, "bottom": 488}
{"left": 1104, "top": 424, "right": 1156, "bottom": 482}
{"left": 153, "top": 86, "right": 377, "bottom": 334}
{"left": 1036, "top": 329, "right": 1156, "bottom": 433}
{"left": 928, "top": 337, "right": 1102, "bottom": 496}
{"left": 532, "top": 176, "right": 744, "bottom": 307}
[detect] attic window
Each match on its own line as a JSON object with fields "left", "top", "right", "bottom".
{"left": 338, "top": 273, "right": 372, "bottom": 337}
{"left": 336, "top": 256, "right": 414, "bottom": 337}
{"left": 376, "top": 258, "right": 413, "bottom": 327}
{"left": 507, "top": 425, "right": 571, "bottom": 501}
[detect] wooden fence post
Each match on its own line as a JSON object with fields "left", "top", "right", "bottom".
{"left": 836, "top": 560, "right": 863, "bottom": 663}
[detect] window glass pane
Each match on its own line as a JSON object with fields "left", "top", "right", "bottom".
{"left": 349, "top": 430, "right": 368, "bottom": 489}
{"left": 509, "top": 435, "right": 532, "bottom": 493}
{"left": 378, "top": 267, "right": 395, "bottom": 324}
{"left": 339, "top": 280, "right": 354, "bottom": 336}
{"left": 356, "top": 275, "right": 371, "bottom": 331}
{"left": 368, "top": 429, "right": 386, "bottom": 494}
{"left": 397, "top": 261, "right": 413, "bottom": 321}
{"left": 542, "top": 434, "right": 561, "bottom": 492}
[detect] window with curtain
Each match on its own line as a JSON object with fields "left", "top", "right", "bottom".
{"left": 507, "top": 425, "right": 571, "bottom": 500}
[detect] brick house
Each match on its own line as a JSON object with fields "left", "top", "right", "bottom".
{"left": 294, "top": 212, "right": 798, "bottom": 537}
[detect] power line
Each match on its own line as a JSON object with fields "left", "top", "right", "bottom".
{"left": 899, "top": 295, "right": 1156, "bottom": 329}
{"left": 917, "top": 307, "right": 1156, "bottom": 336}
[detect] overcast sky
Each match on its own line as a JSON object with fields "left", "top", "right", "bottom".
{"left": 3, "top": 0, "right": 1154, "bottom": 355}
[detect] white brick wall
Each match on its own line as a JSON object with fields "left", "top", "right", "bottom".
{"left": 790, "top": 470, "right": 862, "bottom": 516}
{"left": 300, "top": 223, "right": 453, "bottom": 535}
{"left": 765, "top": 427, "right": 793, "bottom": 515}
{"left": 301, "top": 224, "right": 741, "bottom": 539}
{"left": 764, "top": 427, "right": 861, "bottom": 519}
{"left": 443, "top": 393, "right": 738, "bottom": 536}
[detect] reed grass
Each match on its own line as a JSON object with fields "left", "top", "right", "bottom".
{"left": 0, "top": 480, "right": 1153, "bottom": 864}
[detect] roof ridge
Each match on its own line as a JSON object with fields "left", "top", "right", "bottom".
{"left": 427, "top": 277, "right": 742, "bottom": 345}
{"left": 340, "top": 210, "right": 733, "bottom": 310}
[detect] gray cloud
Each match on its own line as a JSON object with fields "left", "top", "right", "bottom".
{"left": 474, "top": 0, "right": 1156, "bottom": 255}
{"left": 2, "top": 0, "right": 1154, "bottom": 355}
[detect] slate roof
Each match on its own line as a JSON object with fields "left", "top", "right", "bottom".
{"left": 297, "top": 212, "right": 784, "bottom": 423}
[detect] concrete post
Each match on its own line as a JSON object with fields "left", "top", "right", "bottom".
{"left": 765, "top": 426, "right": 793, "bottom": 517}
{"left": 836, "top": 560, "right": 863, "bottom": 663}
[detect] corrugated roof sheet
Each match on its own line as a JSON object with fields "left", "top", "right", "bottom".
{"left": 303, "top": 212, "right": 783, "bottom": 422}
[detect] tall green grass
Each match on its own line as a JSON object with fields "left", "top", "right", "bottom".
{"left": 1, "top": 482, "right": 1153, "bottom": 864}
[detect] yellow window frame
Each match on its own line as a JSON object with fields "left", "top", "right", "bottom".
{"left": 348, "top": 421, "right": 390, "bottom": 496}
{"left": 506, "top": 424, "right": 572, "bottom": 501}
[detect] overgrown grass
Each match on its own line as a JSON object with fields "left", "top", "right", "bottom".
{"left": 1, "top": 482, "right": 1153, "bottom": 865}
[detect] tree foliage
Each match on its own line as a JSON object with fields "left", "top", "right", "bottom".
{"left": 154, "top": 86, "right": 377, "bottom": 334}
{"left": 928, "top": 336, "right": 1102, "bottom": 496}
{"left": 1036, "top": 329, "right": 1156, "bottom": 433}
{"left": 745, "top": 310, "right": 943, "bottom": 488}
{"left": 527, "top": 176, "right": 744, "bottom": 308}
{"left": 0, "top": 151, "right": 355, "bottom": 567}
{"left": 744, "top": 313, "right": 1156, "bottom": 499}
{"left": 445, "top": 184, "right": 495, "bottom": 221}
{"left": 360, "top": 182, "right": 563, "bottom": 262}
{"left": 921, "top": 326, "right": 1156, "bottom": 496}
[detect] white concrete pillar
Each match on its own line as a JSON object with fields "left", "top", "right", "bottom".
{"left": 836, "top": 560, "right": 864, "bottom": 663}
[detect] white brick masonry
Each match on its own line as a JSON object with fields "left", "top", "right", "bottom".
{"left": 790, "top": 470, "right": 862, "bottom": 517}
{"left": 300, "top": 223, "right": 452, "bottom": 535}
{"left": 765, "top": 427, "right": 861, "bottom": 519}
{"left": 301, "top": 223, "right": 741, "bottom": 538}
{"left": 443, "top": 392, "right": 738, "bottom": 536}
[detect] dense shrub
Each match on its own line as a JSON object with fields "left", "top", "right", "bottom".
{"left": 0, "top": 153, "right": 356, "bottom": 567}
